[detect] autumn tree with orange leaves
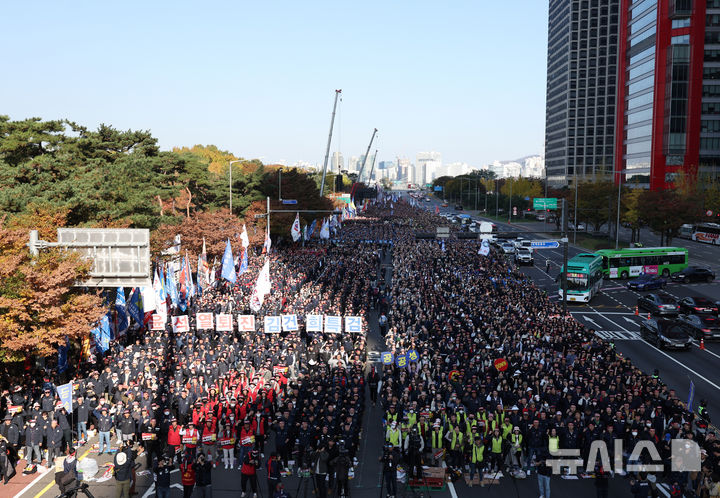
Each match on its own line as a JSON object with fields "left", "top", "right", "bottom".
{"left": 0, "top": 212, "right": 105, "bottom": 358}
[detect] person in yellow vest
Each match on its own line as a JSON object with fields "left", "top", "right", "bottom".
{"left": 429, "top": 421, "right": 444, "bottom": 464}
{"left": 406, "top": 410, "right": 417, "bottom": 428}
{"left": 385, "top": 421, "right": 401, "bottom": 451}
{"left": 507, "top": 426, "right": 524, "bottom": 470}
{"left": 486, "top": 413, "right": 498, "bottom": 433}
{"left": 465, "top": 413, "right": 478, "bottom": 440}
{"left": 468, "top": 436, "right": 485, "bottom": 487}
{"left": 385, "top": 406, "right": 399, "bottom": 426}
{"left": 400, "top": 416, "right": 412, "bottom": 456}
{"left": 416, "top": 415, "right": 429, "bottom": 446}
{"left": 501, "top": 418, "right": 513, "bottom": 440}
{"left": 489, "top": 428, "right": 506, "bottom": 473}
{"left": 493, "top": 405, "right": 505, "bottom": 427}
{"left": 444, "top": 424, "right": 464, "bottom": 469}
{"left": 547, "top": 427, "right": 560, "bottom": 455}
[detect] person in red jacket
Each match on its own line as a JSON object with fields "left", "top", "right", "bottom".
{"left": 201, "top": 418, "right": 218, "bottom": 466}
{"left": 238, "top": 419, "right": 255, "bottom": 470}
{"left": 167, "top": 418, "right": 182, "bottom": 462}
{"left": 180, "top": 455, "right": 196, "bottom": 498}
{"left": 181, "top": 422, "right": 199, "bottom": 460}
{"left": 219, "top": 424, "right": 236, "bottom": 469}
{"left": 241, "top": 449, "right": 261, "bottom": 498}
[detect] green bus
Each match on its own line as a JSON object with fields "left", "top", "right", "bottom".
{"left": 558, "top": 253, "right": 605, "bottom": 303}
{"left": 594, "top": 247, "right": 689, "bottom": 279}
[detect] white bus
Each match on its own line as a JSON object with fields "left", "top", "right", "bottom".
{"left": 691, "top": 223, "right": 720, "bottom": 245}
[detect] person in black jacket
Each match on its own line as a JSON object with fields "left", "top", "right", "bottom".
{"left": 193, "top": 453, "right": 212, "bottom": 498}
{"left": 24, "top": 418, "right": 43, "bottom": 465}
{"left": 153, "top": 457, "right": 174, "bottom": 498}
{"left": 1, "top": 415, "right": 20, "bottom": 452}
{"left": 45, "top": 419, "right": 63, "bottom": 466}
{"left": 54, "top": 447, "right": 77, "bottom": 494}
{"left": 74, "top": 396, "right": 90, "bottom": 444}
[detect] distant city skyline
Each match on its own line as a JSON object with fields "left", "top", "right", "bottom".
{"left": 0, "top": 1, "right": 548, "bottom": 170}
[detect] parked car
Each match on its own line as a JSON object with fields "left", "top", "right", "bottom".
{"left": 568, "top": 221, "right": 586, "bottom": 230}
{"left": 671, "top": 266, "right": 716, "bottom": 284}
{"left": 640, "top": 318, "right": 692, "bottom": 350}
{"left": 637, "top": 293, "right": 679, "bottom": 315}
{"left": 454, "top": 204, "right": 463, "bottom": 210}
{"left": 676, "top": 314, "right": 720, "bottom": 340}
{"left": 441, "top": 202, "right": 449, "bottom": 207}
{"left": 515, "top": 248, "right": 534, "bottom": 265}
{"left": 626, "top": 274, "right": 667, "bottom": 291}
{"left": 500, "top": 242, "right": 516, "bottom": 254}
{"left": 678, "top": 296, "right": 719, "bottom": 315}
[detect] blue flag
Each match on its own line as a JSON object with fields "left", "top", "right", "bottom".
{"left": 91, "top": 314, "right": 111, "bottom": 353}
{"left": 166, "top": 265, "right": 179, "bottom": 307}
{"left": 687, "top": 380, "right": 695, "bottom": 413}
{"left": 308, "top": 219, "right": 317, "bottom": 239}
{"left": 58, "top": 336, "right": 69, "bottom": 373}
{"left": 177, "top": 259, "right": 187, "bottom": 312}
{"left": 57, "top": 381, "right": 73, "bottom": 412}
{"left": 239, "top": 249, "right": 249, "bottom": 276}
{"left": 221, "top": 239, "right": 237, "bottom": 283}
{"left": 115, "top": 287, "right": 128, "bottom": 335}
{"left": 128, "top": 288, "right": 143, "bottom": 326}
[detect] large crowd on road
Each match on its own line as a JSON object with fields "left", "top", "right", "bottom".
{"left": 1, "top": 194, "right": 720, "bottom": 498}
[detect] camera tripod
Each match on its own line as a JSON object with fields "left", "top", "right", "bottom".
{"left": 55, "top": 482, "right": 96, "bottom": 498}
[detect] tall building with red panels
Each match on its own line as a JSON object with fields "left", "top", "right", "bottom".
{"left": 615, "top": 0, "right": 720, "bottom": 190}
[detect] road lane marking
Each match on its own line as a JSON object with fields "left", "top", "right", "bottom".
{"left": 602, "top": 315, "right": 720, "bottom": 392}
{"left": 24, "top": 446, "right": 92, "bottom": 498}
{"left": 691, "top": 340, "right": 720, "bottom": 360}
{"left": 595, "top": 330, "right": 641, "bottom": 340}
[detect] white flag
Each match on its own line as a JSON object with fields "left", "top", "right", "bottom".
{"left": 478, "top": 239, "right": 490, "bottom": 256}
{"left": 320, "top": 218, "right": 330, "bottom": 240}
{"left": 250, "top": 260, "right": 272, "bottom": 312}
{"left": 240, "top": 224, "right": 250, "bottom": 249}
{"left": 291, "top": 213, "right": 302, "bottom": 242}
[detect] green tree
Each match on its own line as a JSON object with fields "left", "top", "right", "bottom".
{"left": 641, "top": 189, "right": 701, "bottom": 245}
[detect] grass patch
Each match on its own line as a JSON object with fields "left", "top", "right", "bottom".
{"left": 572, "top": 232, "right": 631, "bottom": 251}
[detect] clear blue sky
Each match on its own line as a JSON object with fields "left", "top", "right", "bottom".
{"left": 1, "top": 1, "right": 548, "bottom": 167}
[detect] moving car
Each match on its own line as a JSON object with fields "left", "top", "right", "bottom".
{"left": 568, "top": 221, "right": 586, "bottom": 230}
{"left": 424, "top": 197, "right": 431, "bottom": 202}
{"left": 626, "top": 274, "right": 667, "bottom": 291}
{"left": 640, "top": 318, "right": 692, "bottom": 350}
{"left": 678, "top": 296, "right": 719, "bottom": 315}
{"left": 500, "top": 242, "right": 516, "bottom": 254}
{"left": 454, "top": 204, "right": 463, "bottom": 210}
{"left": 676, "top": 314, "right": 720, "bottom": 340}
{"left": 441, "top": 202, "right": 449, "bottom": 207}
{"left": 513, "top": 237, "right": 526, "bottom": 249}
{"left": 671, "top": 266, "right": 716, "bottom": 284}
{"left": 637, "top": 293, "right": 679, "bottom": 315}
{"left": 515, "top": 248, "right": 534, "bottom": 265}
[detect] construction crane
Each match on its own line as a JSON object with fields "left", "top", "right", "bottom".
{"left": 351, "top": 128, "right": 378, "bottom": 199}
{"left": 319, "top": 89, "right": 342, "bottom": 197}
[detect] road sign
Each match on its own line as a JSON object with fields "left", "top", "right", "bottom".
{"left": 512, "top": 206, "right": 517, "bottom": 216}
{"left": 434, "top": 185, "right": 443, "bottom": 192}
{"left": 282, "top": 199, "right": 298, "bottom": 205}
{"left": 436, "top": 226, "right": 450, "bottom": 239}
{"left": 530, "top": 240, "right": 560, "bottom": 249}
{"left": 707, "top": 210, "right": 713, "bottom": 217}
{"left": 533, "top": 197, "right": 558, "bottom": 210}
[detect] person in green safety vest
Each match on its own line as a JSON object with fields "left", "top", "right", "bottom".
{"left": 501, "top": 418, "right": 513, "bottom": 440}
{"left": 444, "top": 424, "right": 465, "bottom": 469}
{"left": 548, "top": 427, "right": 560, "bottom": 455}
{"left": 468, "top": 436, "right": 485, "bottom": 486}
{"left": 488, "top": 428, "right": 506, "bottom": 472}
{"left": 385, "top": 421, "right": 401, "bottom": 450}
{"left": 507, "top": 426, "right": 524, "bottom": 470}
{"left": 385, "top": 405, "right": 399, "bottom": 426}
{"left": 429, "top": 421, "right": 444, "bottom": 464}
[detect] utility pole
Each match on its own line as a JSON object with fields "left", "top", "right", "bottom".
{"left": 574, "top": 169, "right": 578, "bottom": 244}
{"left": 319, "top": 89, "right": 342, "bottom": 198}
{"left": 508, "top": 179, "right": 513, "bottom": 223}
{"left": 495, "top": 180, "right": 499, "bottom": 216}
{"left": 368, "top": 149, "right": 379, "bottom": 184}
{"left": 278, "top": 169, "right": 282, "bottom": 201}
{"left": 615, "top": 167, "right": 622, "bottom": 249}
{"left": 562, "top": 198, "right": 569, "bottom": 316}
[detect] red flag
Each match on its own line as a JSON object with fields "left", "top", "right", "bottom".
{"left": 435, "top": 205, "right": 439, "bottom": 214}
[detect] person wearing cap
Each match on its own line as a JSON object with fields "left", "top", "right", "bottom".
{"left": 445, "top": 423, "right": 465, "bottom": 469}
{"left": 385, "top": 421, "right": 401, "bottom": 450}
{"left": 180, "top": 453, "right": 196, "bottom": 498}
{"left": 118, "top": 409, "right": 137, "bottom": 446}
{"left": 114, "top": 442, "right": 135, "bottom": 498}
{"left": 24, "top": 417, "right": 43, "bottom": 466}
{"left": 1, "top": 415, "right": 19, "bottom": 452}
{"left": 240, "top": 449, "right": 261, "bottom": 498}
{"left": 468, "top": 436, "right": 485, "bottom": 486}
{"left": 181, "top": 421, "right": 200, "bottom": 460}
{"left": 238, "top": 419, "right": 256, "bottom": 470}
{"left": 74, "top": 395, "right": 90, "bottom": 445}
{"left": 45, "top": 418, "right": 63, "bottom": 466}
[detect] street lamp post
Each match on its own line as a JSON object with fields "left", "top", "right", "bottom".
{"left": 508, "top": 178, "right": 513, "bottom": 223}
{"left": 574, "top": 169, "right": 578, "bottom": 244}
{"left": 615, "top": 167, "right": 623, "bottom": 249}
{"left": 228, "top": 160, "right": 243, "bottom": 215}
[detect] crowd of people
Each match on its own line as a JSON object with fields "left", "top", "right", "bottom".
{"left": 1, "top": 192, "right": 719, "bottom": 498}
{"left": 377, "top": 198, "right": 720, "bottom": 497}
{"left": 0, "top": 214, "right": 390, "bottom": 497}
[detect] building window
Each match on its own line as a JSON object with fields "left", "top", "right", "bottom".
{"left": 704, "top": 67, "right": 720, "bottom": 80}
{"left": 701, "top": 120, "right": 720, "bottom": 132}
{"left": 671, "top": 34, "right": 690, "bottom": 44}
{"left": 701, "top": 137, "right": 720, "bottom": 150}
{"left": 672, "top": 18, "right": 691, "bottom": 29}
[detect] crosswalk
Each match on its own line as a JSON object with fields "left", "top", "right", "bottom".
{"left": 594, "top": 330, "right": 642, "bottom": 341}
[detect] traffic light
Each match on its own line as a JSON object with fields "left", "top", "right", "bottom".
{"left": 335, "top": 174, "right": 343, "bottom": 191}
